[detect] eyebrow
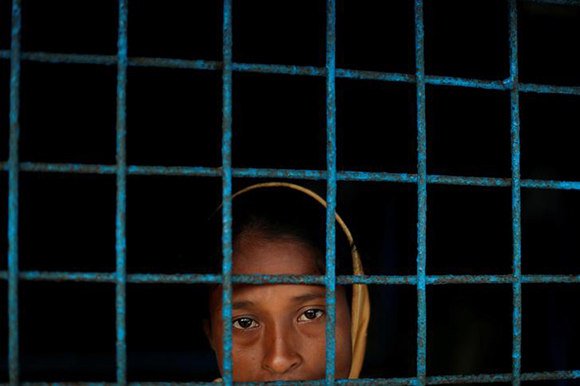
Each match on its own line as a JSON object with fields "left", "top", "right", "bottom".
{"left": 232, "top": 300, "right": 255, "bottom": 310}
{"left": 291, "top": 293, "right": 326, "bottom": 303}
{"left": 232, "top": 292, "right": 325, "bottom": 310}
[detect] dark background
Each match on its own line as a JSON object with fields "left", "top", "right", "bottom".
{"left": 0, "top": 0, "right": 579, "bottom": 383}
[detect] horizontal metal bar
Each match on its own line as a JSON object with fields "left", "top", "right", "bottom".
{"left": 520, "top": 369, "right": 580, "bottom": 381}
{"left": 131, "top": 56, "right": 220, "bottom": 71}
{"left": 1, "top": 50, "right": 579, "bottom": 95}
{"left": 234, "top": 167, "right": 327, "bottom": 180}
{"left": 2, "top": 162, "right": 579, "bottom": 191}
{"left": 519, "top": 82, "right": 580, "bottom": 96}
{"left": 522, "top": 0, "right": 580, "bottom": 5}
{"left": 236, "top": 62, "right": 324, "bottom": 77}
{"left": 340, "top": 170, "right": 418, "bottom": 183}
{"left": 425, "top": 369, "right": 580, "bottom": 384}
{"left": 341, "top": 275, "right": 417, "bottom": 285}
{"left": 0, "top": 369, "right": 577, "bottom": 385}
{"left": 338, "top": 68, "right": 415, "bottom": 83}
{"left": 429, "top": 75, "right": 505, "bottom": 90}
{"left": 0, "top": 50, "right": 222, "bottom": 71}
{"left": 128, "top": 165, "right": 221, "bottom": 177}
{"left": 521, "top": 275, "right": 580, "bottom": 283}
{"left": 521, "top": 178, "right": 580, "bottom": 190}
{"left": 1, "top": 271, "right": 578, "bottom": 285}
{"left": 428, "top": 174, "right": 508, "bottom": 187}
{"left": 7, "top": 271, "right": 117, "bottom": 282}
{"left": 3, "top": 383, "right": 219, "bottom": 386}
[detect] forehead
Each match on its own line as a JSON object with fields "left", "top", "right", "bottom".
{"left": 232, "top": 235, "right": 321, "bottom": 275}
{"left": 209, "top": 236, "right": 324, "bottom": 313}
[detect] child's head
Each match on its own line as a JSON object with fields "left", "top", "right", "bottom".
{"left": 204, "top": 186, "right": 353, "bottom": 381}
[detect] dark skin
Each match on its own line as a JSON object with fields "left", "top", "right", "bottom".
{"left": 205, "top": 233, "right": 352, "bottom": 381}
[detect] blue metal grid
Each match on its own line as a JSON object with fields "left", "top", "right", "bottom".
{"left": 2, "top": 0, "right": 580, "bottom": 385}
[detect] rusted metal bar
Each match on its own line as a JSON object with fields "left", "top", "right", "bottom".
{"left": 1, "top": 271, "right": 579, "bottom": 285}
{"left": 2, "top": 50, "right": 580, "bottom": 96}
{"left": 7, "top": 0, "right": 22, "bottom": 384}
{"left": 324, "top": 0, "right": 338, "bottom": 381}
{"left": 0, "top": 369, "right": 576, "bottom": 385}
{"left": 508, "top": 2, "right": 523, "bottom": 385}
{"left": 220, "top": 0, "right": 234, "bottom": 384}
{"left": 3, "top": 163, "right": 579, "bottom": 191}
{"left": 414, "top": 0, "right": 428, "bottom": 384}
{"left": 115, "top": 1, "right": 129, "bottom": 384}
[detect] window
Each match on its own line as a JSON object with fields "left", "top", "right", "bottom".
{"left": 1, "top": 0, "right": 579, "bottom": 384}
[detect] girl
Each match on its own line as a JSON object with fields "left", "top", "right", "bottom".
{"left": 204, "top": 182, "right": 370, "bottom": 381}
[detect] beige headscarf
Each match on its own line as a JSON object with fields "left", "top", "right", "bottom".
{"left": 231, "top": 182, "right": 371, "bottom": 379}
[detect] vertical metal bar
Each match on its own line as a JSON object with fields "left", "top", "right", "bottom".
{"left": 414, "top": 0, "right": 428, "bottom": 385}
{"left": 7, "top": 1, "right": 21, "bottom": 384}
{"left": 508, "top": 1, "right": 522, "bottom": 386}
{"left": 221, "top": 0, "right": 234, "bottom": 384}
{"left": 115, "top": 0, "right": 129, "bottom": 384}
{"left": 325, "top": 0, "right": 337, "bottom": 383}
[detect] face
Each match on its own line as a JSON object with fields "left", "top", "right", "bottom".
{"left": 206, "top": 234, "right": 352, "bottom": 381}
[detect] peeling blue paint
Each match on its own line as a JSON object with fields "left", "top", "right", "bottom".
{"left": 8, "top": 1, "right": 22, "bottom": 384}
{"left": 1, "top": 162, "right": 580, "bottom": 191}
{"left": 1, "top": 51, "right": 580, "bottom": 96}
{"left": 0, "top": 369, "right": 576, "bottom": 385}
{"left": 220, "top": 0, "right": 234, "bottom": 384}
{"left": 508, "top": 2, "right": 523, "bottom": 386}
{"left": 414, "top": 1, "right": 428, "bottom": 385}
{"left": 325, "top": 0, "right": 337, "bottom": 382}
{"left": 1, "top": 271, "right": 578, "bottom": 286}
{"left": 115, "top": 0, "right": 129, "bottom": 384}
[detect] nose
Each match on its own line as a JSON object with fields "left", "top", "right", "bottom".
{"left": 262, "top": 324, "right": 303, "bottom": 376}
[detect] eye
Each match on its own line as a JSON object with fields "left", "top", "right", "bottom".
{"left": 297, "top": 309, "right": 325, "bottom": 323}
{"left": 232, "top": 317, "right": 259, "bottom": 330}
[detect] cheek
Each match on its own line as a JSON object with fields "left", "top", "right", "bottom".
{"left": 299, "top": 324, "right": 327, "bottom": 374}
{"left": 232, "top": 336, "right": 262, "bottom": 381}
{"left": 208, "top": 316, "right": 225, "bottom": 370}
